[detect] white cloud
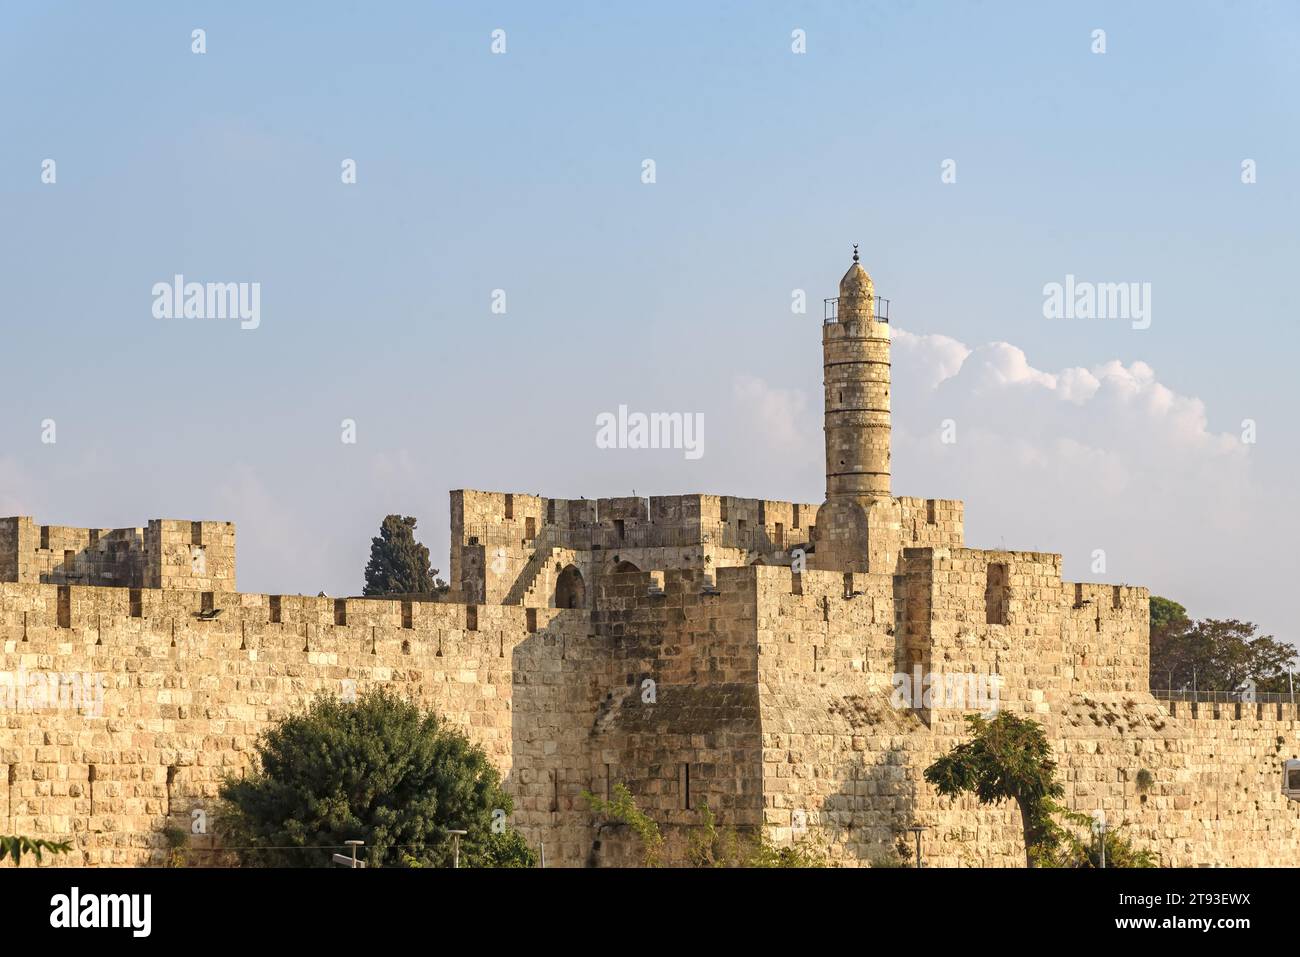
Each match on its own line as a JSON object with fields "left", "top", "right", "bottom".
{"left": 891, "top": 328, "right": 970, "bottom": 389}
{"left": 888, "top": 326, "right": 1269, "bottom": 623}
{"left": 732, "top": 374, "right": 810, "bottom": 450}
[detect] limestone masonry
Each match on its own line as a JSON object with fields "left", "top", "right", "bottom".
{"left": 2, "top": 253, "right": 1295, "bottom": 867}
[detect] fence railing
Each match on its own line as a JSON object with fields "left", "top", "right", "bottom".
{"left": 824, "top": 295, "right": 891, "bottom": 323}
{"left": 1151, "top": 689, "right": 1296, "bottom": 705}
{"left": 455, "top": 522, "right": 811, "bottom": 554}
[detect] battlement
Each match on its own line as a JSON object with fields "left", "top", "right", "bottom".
{"left": 451, "top": 489, "right": 824, "bottom": 550}
{"left": 0, "top": 579, "right": 546, "bottom": 644}
{"left": 452, "top": 490, "right": 963, "bottom": 545}
{"left": 0, "top": 517, "right": 235, "bottom": 592}
{"left": 1060, "top": 580, "right": 1149, "bottom": 619}
{"left": 1162, "top": 698, "right": 1300, "bottom": 723}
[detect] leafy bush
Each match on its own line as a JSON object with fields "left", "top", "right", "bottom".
{"left": 584, "top": 783, "right": 664, "bottom": 867}
{"left": 218, "top": 688, "right": 533, "bottom": 867}
{"left": 1033, "top": 801, "right": 1157, "bottom": 868}
{"left": 588, "top": 789, "right": 831, "bottom": 867}
{"left": 745, "top": 830, "right": 830, "bottom": 868}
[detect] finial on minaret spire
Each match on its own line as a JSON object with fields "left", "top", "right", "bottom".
{"left": 852, "top": 243, "right": 859, "bottom": 263}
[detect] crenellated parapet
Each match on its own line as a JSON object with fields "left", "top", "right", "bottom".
{"left": 0, "top": 516, "right": 235, "bottom": 592}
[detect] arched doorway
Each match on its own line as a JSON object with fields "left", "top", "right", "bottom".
{"left": 555, "top": 564, "right": 586, "bottom": 609}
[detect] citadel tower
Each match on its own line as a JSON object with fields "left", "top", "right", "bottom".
{"left": 814, "top": 246, "right": 893, "bottom": 571}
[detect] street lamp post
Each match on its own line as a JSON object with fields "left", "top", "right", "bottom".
{"left": 447, "top": 829, "right": 468, "bottom": 868}
{"left": 906, "top": 824, "right": 928, "bottom": 869}
{"left": 1091, "top": 810, "right": 1107, "bottom": 869}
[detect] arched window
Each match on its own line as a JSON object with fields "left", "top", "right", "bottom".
{"left": 612, "top": 560, "right": 641, "bottom": 575}
{"left": 555, "top": 564, "right": 586, "bottom": 609}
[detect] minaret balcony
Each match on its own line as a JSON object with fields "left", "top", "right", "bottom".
{"left": 824, "top": 296, "right": 890, "bottom": 323}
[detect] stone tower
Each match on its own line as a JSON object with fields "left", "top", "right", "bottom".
{"left": 813, "top": 246, "right": 893, "bottom": 572}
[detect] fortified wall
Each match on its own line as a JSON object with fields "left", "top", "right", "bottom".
{"left": 1, "top": 548, "right": 1296, "bottom": 867}
{"left": 2, "top": 252, "right": 1294, "bottom": 867}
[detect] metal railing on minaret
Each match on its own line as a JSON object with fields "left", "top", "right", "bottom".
{"left": 824, "top": 295, "right": 890, "bottom": 323}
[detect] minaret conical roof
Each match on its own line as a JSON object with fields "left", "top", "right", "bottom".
{"left": 838, "top": 245, "right": 874, "bottom": 317}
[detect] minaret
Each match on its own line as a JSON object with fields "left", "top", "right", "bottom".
{"left": 824, "top": 245, "right": 891, "bottom": 503}
{"left": 813, "top": 246, "right": 892, "bottom": 573}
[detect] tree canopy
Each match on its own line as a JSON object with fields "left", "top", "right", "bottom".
{"left": 218, "top": 688, "right": 534, "bottom": 867}
{"left": 1148, "top": 596, "right": 1294, "bottom": 694}
{"left": 924, "top": 712, "right": 1064, "bottom": 867}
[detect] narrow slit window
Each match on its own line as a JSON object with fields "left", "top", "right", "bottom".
{"left": 57, "top": 586, "right": 71, "bottom": 628}
{"left": 334, "top": 599, "right": 347, "bottom": 626}
{"left": 269, "top": 595, "right": 282, "bottom": 624}
{"left": 984, "top": 563, "right": 1009, "bottom": 626}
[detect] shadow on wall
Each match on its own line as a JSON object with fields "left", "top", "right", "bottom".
{"left": 555, "top": 565, "right": 585, "bottom": 609}
{"left": 504, "top": 608, "right": 600, "bottom": 868}
{"left": 815, "top": 744, "right": 921, "bottom": 867}
{"left": 39, "top": 537, "right": 148, "bottom": 588}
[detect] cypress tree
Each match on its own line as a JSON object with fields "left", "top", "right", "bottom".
{"left": 362, "top": 515, "right": 439, "bottom": 595}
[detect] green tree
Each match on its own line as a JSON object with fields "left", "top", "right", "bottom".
{"left": 217, "top": 688, "right": 534, "bottom": 867}
{"left": 1149, "top": 596, "right": 1188, "bottom": 635}
{"left": 924, "top": 713, "right": 1064, "bottom": 867}
{"left": 1149, "top": 597, "right": 1294, "bottom": 694}
{"left": 362, "top": 515, "right": 445, "bottom": 596}
{"left": 0, "top": 835, "right": 72, "bottom": 866}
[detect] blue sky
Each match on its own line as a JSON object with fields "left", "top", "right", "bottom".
{"left": 1, "top": 1, "right": 1296, "bottom": 642}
